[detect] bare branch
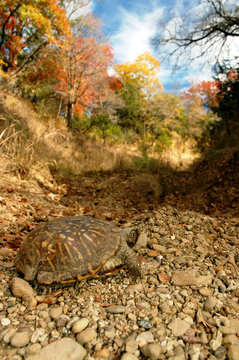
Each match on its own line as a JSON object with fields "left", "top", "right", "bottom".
{"left": 153, "top": 0, "right": 239, "bottom": 68}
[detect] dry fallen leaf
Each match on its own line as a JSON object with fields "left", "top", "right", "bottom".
{"left": 147, "top": 250, "right": 159, "bottom": 257}
{"left": 158, "top": 273, "right": 171, "bottom": 284}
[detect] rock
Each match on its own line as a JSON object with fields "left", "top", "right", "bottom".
{"left": 223, "top": 335, "right": 239, "bottom": 346}
{"left": 171, "top": 271, "right": 213, "bottom": 286}
{"left": 66, "top": 317, "right": 79, "bottom": 329}
{"left": 104, "top": 330, "right": 115, "bottom": 339}
{"left": 10, "top": 277, "right": 35, "bottom": 299}
{"left": 106, "top": 305, "right": 126, "bottom": 314}
{"left": 137, "top": 301, "right": 150, "bottom": 309}
{"left": 173, "top": 345, "right": 186, "bottom": 360}
{"left": 37, "top": 303, "right": 48, "bottom": 311}
{"left": 125, "top": 341, "right": 138, "bottom": 353}
{"left": 204, "top": 296, "right": 219, "bottom": 311}
{"left": 31, "top": 328, "right": 46, "bottom": 344}
{"left": 49, "top": 307, "right": 62, "bottom": 319}
{"left": 188, "top": 345, "right": 201, "bottom": 360}
{"left": 1, "top": 317, "right": 11, "bottom": 326}
{"left": 25, "top": 296, "right": 38, "bottom": 308}
{"left": 25, "top": 338, "right": 86, "bottom": 360}
{"left": 11, "top": 330, "right": 32, "bottom": 348}
{"left": 121, "top": 353, "right": 139, "bottom": 360}
{"left": 72, "top": 318, "right": 89, "bottom": 334}
{"left": 141, "top": 344, "right": 162, "bottom": 360}
{"left": 230, "top": 319, "right": 239, "bottom": 332}
{"left": 168, "top": 318, "right": 191, "bottom": 337}
{"left": 136, "top": 331, "right": 154, "bottom": 343}
{"left": 26, "top": 344, "right": 42, "bottom": 355}
{"left": 159, "top": 304, "right": 174, "bottom": 314}
{"left": 138, "top": 320, "right": 153, "bottom": 330}
{"left": 2, "top": 328, "right": 16, "bottom": 343}
{"left": 134, "top": 232, "right": 148, "bottom": 250}
{"left": 76, "top": 327, "right": 97, "bottom": 344}
{"left": 56, "top": 315, "right": 70, "bottom": 327}
{"left": 199, "top": 288, "right": 212, "bottom": 297}
{"left": 210, "top": 329, "right": 222, "bottom": 351}
{"left": 228, "top": 345, "right": 239, "bottom": 360}
{"left": 219, "top": 326, "right": 236, "bottom": 335}
{"left": 126, "top": 284, "right": 143, "bottom": 294}
{"left": 38, "top": 310, "right": 49, "bottom": 319}
{"left": 214, "top": 346, "right": 227, "bottom": 359}
{"left": 95, "top": 348, "right": 110, "bottom": 358}
{"left": 226, "top": 299, "right": 239, "bottom": 312}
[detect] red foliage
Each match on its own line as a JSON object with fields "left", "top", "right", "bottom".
{"left": 108, "top": 76, "right": 123, "bottom": 91}
{"left": 183, "top": 69, "right": 238, "bottom": 111}
{"left": 184, "top": 80, "right": 220, "bottom": 108}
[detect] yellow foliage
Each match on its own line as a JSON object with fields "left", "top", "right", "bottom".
{"left": 114, "top": 52, "right": 162, "bottom": 97}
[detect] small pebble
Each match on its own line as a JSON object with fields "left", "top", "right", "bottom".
{"left": 95, "top": 347, "right": 110, "bottom": 359}
{"left": 76, "top": 327, "right": 97, "bottom": 344}
{"left": 137, "top": 320, "right": 153, "bottom": 330}
{"left": 49, "top": 307, "right": 62, "bottom": 319}
{"left": 106, "top": 305, "right": 126, "bottom": 314}
{"left": 1, "top": 318, "right": 11, "bottom": 326}
{"left": 228, "top": 345, "right": 239, "bottom": 360}
{"left": 121, "top": 353, "right": 139, "bottom": 360}
{"left": 136, "top": 331, "right": 154, "bottom": 343}
{"left": 72, "top": 318, "right": 89, "bottom": 334}
{"left": 125, "top": 340, "right": 138, "bottom": 353}
{"left": 11, "top": 330, "right": 32, "bottom": 348}
{"left": 141, "top": 344, "right": 162, "bottom": 360}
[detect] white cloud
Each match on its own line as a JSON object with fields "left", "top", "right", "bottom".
{"left": 111, "top": 6, "right": 164, "bottom": 63}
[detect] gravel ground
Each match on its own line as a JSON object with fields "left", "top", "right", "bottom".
{"left": 0, "top": 206, "right": 239, "bottom": 360}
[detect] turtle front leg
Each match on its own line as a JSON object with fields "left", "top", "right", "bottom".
{"left": 117, "top": 243, "right": 142, "bottom": 277}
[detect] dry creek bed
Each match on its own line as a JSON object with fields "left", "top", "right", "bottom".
{"left": 0, "top": 206, "right": 239, "bottom": 360}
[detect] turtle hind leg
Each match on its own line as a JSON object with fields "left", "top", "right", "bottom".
{"left": 20, "top": 264, "right": 38, "bottom": 281}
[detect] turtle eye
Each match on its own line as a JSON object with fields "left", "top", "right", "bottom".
{"left": 128, "top": 230, "right": 138, "bottom": 246}
{"left": 129, "top": 230, "right": 137, "bottom": 240}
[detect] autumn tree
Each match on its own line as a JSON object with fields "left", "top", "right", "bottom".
{"left": 213, "top": 65, "right": 239, "bottom": 142}
{"left": 185, "top": 65, "right": 239, "bottom": 146}
{"left": 114, "top": 52, "right": 162, "bottom": 141}
{"left": 88, "top": 75, "right": 124, "bottom": 143}
{"left": 56, "top": 14, "right": 114, "bottom": 129}
{"left": 115, "top": 52, "right": 162, "bottom": 99}
{"left": 0, "top": 0, "right": 70, "bottom": 71}
{"left": 141, "top": 93, "right": 188, "bottom": 155}
{"left": 153, "top": 0, "right": 239, "bottom": 68}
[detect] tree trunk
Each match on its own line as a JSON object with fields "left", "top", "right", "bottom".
{"left": 67, "top": 101, "right": 73, "bottom": 129}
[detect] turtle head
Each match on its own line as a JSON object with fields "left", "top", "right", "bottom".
{"left": 120, "top": 227, "right": 140, "bottom": 248}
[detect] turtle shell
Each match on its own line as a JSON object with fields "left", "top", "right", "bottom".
{"left": 14, "top": 216, "right": 121, "bottom": 284}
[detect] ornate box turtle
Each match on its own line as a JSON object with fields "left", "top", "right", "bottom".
{"left": 14, "top": 216, "right": 141, "bottom": 284}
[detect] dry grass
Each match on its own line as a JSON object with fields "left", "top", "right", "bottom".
{"left": 160, "top": 133, "right": 200, "bottom": 169}
{"left": 0, "top": 92, "right": 199, "bottom": 182}
{"left": 0, "top": 125, "right": 37, "bottom": 176}
{"left": 0, "top": 92, "right": 131, "bottom": 179}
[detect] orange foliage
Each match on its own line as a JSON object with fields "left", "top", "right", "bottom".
{"left": 57, "top": 36, "right": 114, "bottom": 117}
{"left": 0, "top": 0, "right": 70, "bottom": 69}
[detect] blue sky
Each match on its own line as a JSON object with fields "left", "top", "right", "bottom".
{"left": 83, "top": 0, "right": 215, "bottom": 91}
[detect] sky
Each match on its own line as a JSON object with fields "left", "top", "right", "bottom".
{"left": 81, "top": 0, "right": 233, "bottom": 91}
